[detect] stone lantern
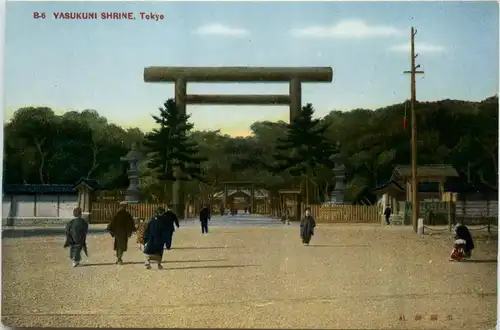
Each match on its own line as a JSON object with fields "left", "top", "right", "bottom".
{"left": 120, "top": 143, "right": 142, "bottom": 203}
{"left": 329, "top": 141, "right": 346, "bottom": 205}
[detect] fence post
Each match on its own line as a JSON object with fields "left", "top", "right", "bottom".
{"left": 447, "top": 200, "right": 452, "bottom": 232}
{"left": 486, "top": 199, "right": 491, "bottom": 234}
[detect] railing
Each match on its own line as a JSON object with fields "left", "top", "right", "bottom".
{"left": 90, "top": 202, "right": 169, "bottom": 223}
{"left": 308, "top": 204, "right": 380, "bottom": 223}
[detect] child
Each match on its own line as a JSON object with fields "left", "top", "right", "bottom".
{"left": 136, "top": 218, "right": 147, "bottom": 251}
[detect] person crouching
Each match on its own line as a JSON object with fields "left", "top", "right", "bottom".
{"left": 449, "top": 223, "right": 475, "bottom": 261}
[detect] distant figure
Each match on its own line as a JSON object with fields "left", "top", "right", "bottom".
{"left": 64, "top": 207, "right": 89, "bottom": 267}
{"left": 219, "top": 206, "right": 225, "bottom": 216}
{"left": 200, "top": 204, "right": 211, "bottom": 234}
{"left": 136, "top": 218, "right": 147, "bottom": 251}
{"left": 248, "top": 205, "right": 252, "bottom": 215}
{"left": 163, "top": 206, "right": 180, "bottom": 250}
{"left": 384, "top": 206, "right": 392, "bottom": 225}
{"left": 107, "top": 202, "right": 136, "bottom": 265}
{"left": 450, "top": 223, "right": 475, "bottom": 261}
{"left": 300, "top": 207, "right": 316, "bottom": 246}
{"left": 143, "top": 206, "right": 172, "bottom": 269}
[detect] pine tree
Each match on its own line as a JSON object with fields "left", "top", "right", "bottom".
{"left": 269, "top": 103, "right": 336, "bottom": 203}
{"left": 144, "top": 99, "right": 206, "bottom": 189}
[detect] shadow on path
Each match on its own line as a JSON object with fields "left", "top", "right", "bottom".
{"left": 173, "top": 246, "right": 238, "bottom": 250}
{"left": 80, "top": 261, "right": 145, "bottom": 267}
{"left": 462, "top": 259, "right": 497, "bottom": 264}
{"left": 79, "top": 258, "right": 230, "bottom": 267}
{"left": 308, "top": 244, "right": 370, "bottom": 248}
{"left": 167, "top": 264, "right": 259, "bottom": 270}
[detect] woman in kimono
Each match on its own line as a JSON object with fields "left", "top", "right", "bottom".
{"left": 135, "top": 218, "right": 147, "bottom": 251}
{"left": 300, "top": 207, "right": 316, "bottom": 245}
{"left": 450, "top": 223, "right": 475, "bottom": 261}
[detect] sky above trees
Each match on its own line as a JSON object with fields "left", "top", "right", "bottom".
{"left": 4, "top": 1, "right": 498, "bottom": 136}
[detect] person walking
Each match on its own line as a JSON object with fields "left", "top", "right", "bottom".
{"left": 199, "top": 204, "right": 211, "bottom": 234}
{"left": 64, "top": 207, "right": 89, "bottom": 267}
{"left": 163, "top": 206, "right": 179, "bottom": 250}
{"left": 300, "top": 207, "right": 316, "bottom": 246}
{"left": 136, "top": 218, "right": 147, "bottom": 251}
{"left": 384, "top": 205, "right": 392, "bottom": 225}
{"left": 143, "top": 206, "right": 173, "bottom": 269}
{"left": 106, "top": 202, "right": 136, "bottom": 265}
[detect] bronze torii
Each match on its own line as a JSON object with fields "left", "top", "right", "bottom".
{"left": 143, "top": 66, "right": 334, "bottom": 218}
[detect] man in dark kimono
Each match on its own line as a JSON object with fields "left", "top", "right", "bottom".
{"left": 384, "top": 206, "right": 392, "bottom": 225}
{"left": 64, "top": 207, "right": 89, "bottom": 267}
{"left": 106, "top": 202, "right": 136, "bottom": 265}
{"left": 300, "top": 207, "right": 316, "bottom": 246}
{"left": 163, "top": 206, "right": 180, "bottom": 250}
{"left": 144, "top": 206, "right": 173, "bottom": 269}
{"left": 199, "top": 204, "right": 211, "bottom": 234}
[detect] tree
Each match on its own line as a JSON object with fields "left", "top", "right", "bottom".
{"left": 269, "top": 103, "right": 335, "bottom": 204}
{"left": 143, "top": 99, "right": 206, "bottom": 202}
{"left": 8, "top": 107, "right": 59, "bottom": 184}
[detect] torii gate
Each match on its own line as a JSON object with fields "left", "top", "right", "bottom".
{"left": 143, "top": 66, "right": 334, "bottom": 218}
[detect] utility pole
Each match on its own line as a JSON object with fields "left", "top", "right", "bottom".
{"left": 404, "top": 27, "right": 424, "bottom": 233}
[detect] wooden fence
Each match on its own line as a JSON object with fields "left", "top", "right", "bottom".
{"left": 90, "top": 202, "right": 380, "bottom": 224}
{"left": 91, "top": 202, "right": 169, "bottom": 223}
{"left": 308, "top": 204, "right": 380, "bottom": 224}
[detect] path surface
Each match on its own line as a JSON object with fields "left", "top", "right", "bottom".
{"left": 183, "top": 214, "right": 286, "bottom": 228}
{"left": 2, "top": 222, "right": 497, "bottom": 329}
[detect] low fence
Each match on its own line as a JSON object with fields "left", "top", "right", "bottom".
{"left": 308, "top": 204, "right": 380, "bottom": 223}
{"left": 90, "top": 202, "right": 169, "bottom": 223}
{"left": 403, "top": 200, "right": 498, "bottom": 233}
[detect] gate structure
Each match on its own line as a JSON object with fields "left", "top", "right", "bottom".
{"left": 143, "top": 66, "right": 334, "bottom": 218}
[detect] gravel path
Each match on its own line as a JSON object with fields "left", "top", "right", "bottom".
{"left": 2, "top": 224, "right": 497, "bottom": 328}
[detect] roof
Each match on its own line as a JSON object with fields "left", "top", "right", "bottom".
{"left": 371, "top": 179, "right": 497, "bottom": 195}
{"left": 370, "top": 180, "right": 405, "bottom": 193}
{"left": 3, "top": 178, "right": 104, "bottom": 195}
{"left": 73, "top": 178, "right": 104, "bottom": 191}
{"left": 392, "top": 165, "right": 459, "bottom": 179}
{"left": 212, "top": 189, "right": 269, "bottom": 199}
{"left": 3, "top": 184, "right": 76, "bottom": 195}
{"left": 219, "top": 181, "right": 267, "bottom": 187}
{"left": 278, "top": 189, "right": 302, "bottom": 195}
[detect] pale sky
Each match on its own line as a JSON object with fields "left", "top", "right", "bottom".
{"left": 4, "top": 1, "right": 499, "bottom": 136}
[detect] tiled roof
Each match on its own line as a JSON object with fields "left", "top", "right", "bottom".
{"left": 3, "top": 184, "right": 76, "bottom": 195}
{"left": 3, "top": 178, "right": 104, "bottom": 195}
{"left": 370, "top": 180, "right": 404, "bottom": 192}
{"left": 371, "top": 180, "right": 497, "bottom": 194}
{"left": 393, "top": 165, "right": 459, "bottom": 179}
{"left": 73, "top": 178, "right": 104, "bottom": 191}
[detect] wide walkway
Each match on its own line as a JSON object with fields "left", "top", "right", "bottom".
{"left": 2, "top": 224, "right": 497, "bottom": 328}
{"left": 184, "top": 214, "right": 285, "bottom": 228}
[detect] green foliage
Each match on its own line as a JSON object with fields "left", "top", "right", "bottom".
{"left": 143, "top": 99, "right": 206, "bottom": 183}
{"left": 4, "top": 107, "right": 142, "bottom": 186}
{"left": 270, "top": 103, "right": 335, "bottom": 177}
{"left": 4, "top": 96, "right": 498, "bottom": 205}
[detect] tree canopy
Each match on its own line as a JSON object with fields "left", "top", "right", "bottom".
{"left": 4, "top": 95, "right": 498, "bottom": 204}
